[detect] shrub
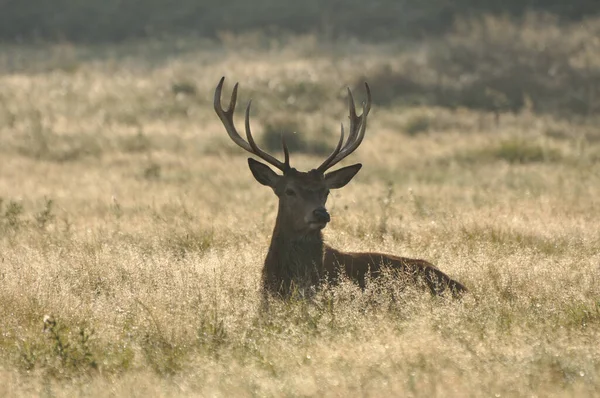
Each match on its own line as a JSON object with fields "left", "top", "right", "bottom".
{"left": 492, "top": 139, "right": 559, "bottom": 164}
{"left": 1, "top": 199, "right": 24, "bottom": 231}
{"left": 403, "top": 112, "right": 434, "bottom": 135}
{"left": 458, "top": 138, "right": 563, "bottom": 164}
{"left": 260, "top": 115, "right": 333, "bottom": 156}
{"left": 429, "top": 14, "right": 600, "bottom": 115}
{"left": 360, "top": 14, "right": 600, "bottom": 116}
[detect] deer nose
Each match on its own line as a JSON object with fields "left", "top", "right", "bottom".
{"left": 312, "top": 207, "right": 330, "bottom": 223}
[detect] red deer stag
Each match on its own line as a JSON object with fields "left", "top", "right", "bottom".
{"left": 214, "top": 77, "right": 467, "bottom": 298}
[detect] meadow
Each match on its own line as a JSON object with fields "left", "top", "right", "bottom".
{"left": 1, "top": 20, "right": 600, "bottom": 396}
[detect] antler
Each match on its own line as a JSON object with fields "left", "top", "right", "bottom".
{"left": 214, "top": 77, "right": 290, "bottom": 171}
{"left": 317, "top": 83, "right": 371, "bottom": 173}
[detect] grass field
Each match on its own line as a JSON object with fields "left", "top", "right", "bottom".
{"left": 1, "top": 33, "right": 600, "bottom": 397}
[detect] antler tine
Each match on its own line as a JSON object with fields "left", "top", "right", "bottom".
{"left": 245, "top": 101, "right": 288, "bottom": 171}
{"left": 214, "top": 77, "right": 253, "bottom": 153}
{"left": 346, "top": 87, "right": 359, "bottom": 143}
{"left": 214, "top": 77, "right": 288, "bottom": 171}
{"left": 318, "top": 82, "right": 372, "bottom": 172}
{"left": 281, "top": 135, "right": 290, "bottom": 167}
{"left": 317, "top": 123, "right": 346, "bottom": 172}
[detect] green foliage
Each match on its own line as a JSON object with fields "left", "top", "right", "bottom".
{"left": 563, "top": 301, "right": 600, "bottom": 328}
{"left": 39, "top": 316, "right": 98, "bottom": 378}
{"left": 0, "top": 199, "right": 24, "bottom": 231}
{"left": 197, "top": 316, "right": 227, "bottom": 352}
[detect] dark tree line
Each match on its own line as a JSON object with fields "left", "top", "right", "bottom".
{"left": 0, "top": 0, "right": 598, "bottom": 42}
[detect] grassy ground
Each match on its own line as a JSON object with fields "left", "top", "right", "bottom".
{"left": 0, "top": 35, "right": 599, "bottom": 397}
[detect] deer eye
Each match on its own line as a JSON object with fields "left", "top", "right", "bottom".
{"left": 285, "top": 188, "right": 296, "bottom": 197}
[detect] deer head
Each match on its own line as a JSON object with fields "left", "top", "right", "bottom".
{"left": 214, "top": 77, "right": 371, "bottom": 235}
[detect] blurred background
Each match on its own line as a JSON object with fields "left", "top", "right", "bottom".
{"left": 1, "top": 0, "right": 598, "bottom": 42}
{"left": 1, "top": 1, "right": 599, "bottom": 118}
{"left": 1, "top": 0, "right": 600, "bottom": 163}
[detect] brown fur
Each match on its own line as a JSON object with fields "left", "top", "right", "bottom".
{"left": 262, "top": 220, "right": 467, "bottom": 298}
{"left": 257, "top": 168, "right": 467, "bottom": 298}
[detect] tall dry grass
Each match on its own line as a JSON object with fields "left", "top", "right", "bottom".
{"left": 1, "top": 21, "right": 600, "bottom": 397}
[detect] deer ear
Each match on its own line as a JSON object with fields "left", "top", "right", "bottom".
{"left": 248, "top": 158, "right": 281, "bottom": 188}
{"left": 324, "top": 163, "right": 362, "bottom": 189}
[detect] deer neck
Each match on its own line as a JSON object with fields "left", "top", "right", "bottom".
{"left": 263, "top": 210, "right": 325, "bottom": 295}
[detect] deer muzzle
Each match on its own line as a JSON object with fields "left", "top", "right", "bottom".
{"left": 307, "top": 207, "right": 330, "bottom": 229}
